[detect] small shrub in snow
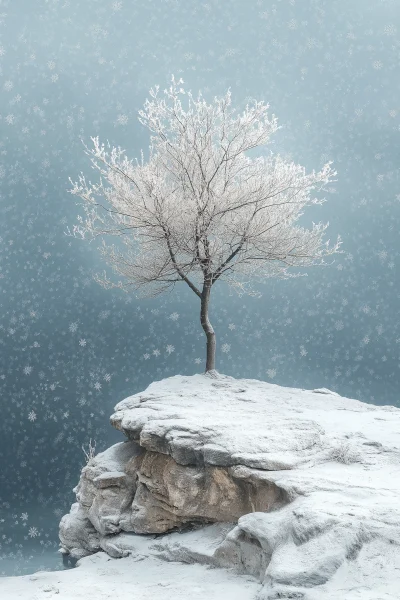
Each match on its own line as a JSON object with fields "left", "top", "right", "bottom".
{"left": 329, "top": 441, "right": 361, "bottom": 465}
{"left": 81, "top": 438, "right": 97, "bottom": 465}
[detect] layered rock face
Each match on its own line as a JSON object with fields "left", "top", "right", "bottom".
{"left": 129, "top": 450, "right": 289, "bottom": 533}
{"left": 62, "top": 441, "right": 289, "bottom": 543}
{"left": 60, "top": 373, "right": 400, "bottom": 599}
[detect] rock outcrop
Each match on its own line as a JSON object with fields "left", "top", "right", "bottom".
{"left": 59, "top": 372, "right": 400, "bottom": 599}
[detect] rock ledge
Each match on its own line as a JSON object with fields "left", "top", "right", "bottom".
{"left": 59, "top": 373, "right": 400, "bottom": 599}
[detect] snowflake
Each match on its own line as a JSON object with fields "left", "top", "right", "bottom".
{"left": 221, "top": 343, "right": 231, "bottom": 353}
{"left": 69, "top": 322, "right": 78, "bottom": 333}
{"left": 54, "top": 432, "right": 64, "bottom": 444}
{"left": 28, "top": 527, "right": 39, "bottom": 538}
{"left": 228, "top": 323, "right": 236, "bottom": 330}
{"left": 225, "top": 48, "right": 238, "bottom": 57}
{"left": 79, "top": 338, "right": 87, "bottom": 347}
{"left": 5, "top": 114, "right": 15, "bottom": 125}
{"left": 103, "top": 373, "right": 111, "bottom": 381}
{"left": 377, "top": 250, "right": 388, "bottom": 261}
{"left": 28, "top": 410, "right": 37, "bottom": 422}
{"left": 20, "top": 513, "right": 28, "bottom": 521}
{"left": 112, "top": 1, "right": 123, "bottom": 10}
{"left": 383, "top": 24, "right": 396, "bottom": 36}
{"left": 153, "top": 349, "right": 160, "bottom": 357}
{"left": 266, "top": 368, "right": 277, "bottom": 379}
{"left": 23, "top": 365, "right": 33, "bottom": 375}
{"left": 143, "top": 353, "right": 150, "bottom": 360}
{"left": 300, "top": 346, "right": 308, "bottom": 357}
{"left": 4, "top": 80, "right": 13, "bottom": 91}
{"left": 169, "top": 312, "right": 179, "bottom": 321}
{"left": 93, "top": 381, "right": 102, "bottom": 390}
{"left": 334, "top": 320, "right": 344, "bottom": 331}
{"left": 116, "top": 114, "right": 128, "bottom": 126}
{"left": 194, "top": 358, "right": 202, "bottom": 364}
{"left": 372, "top": 60, "right": 383, "bottom": 70}
{"left": 166, "top": 344, "right": 175, "bottom": 354}
{"left": 362, "top": 335, "right": 370, "bottom": 345}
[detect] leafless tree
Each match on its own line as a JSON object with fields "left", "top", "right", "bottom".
{"left": 66, "top": 76, "right": 343, "bottom": 373}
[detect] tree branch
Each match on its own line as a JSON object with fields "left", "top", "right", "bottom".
{"left": 161, "top": 224, "right": 202, "bottom": 297}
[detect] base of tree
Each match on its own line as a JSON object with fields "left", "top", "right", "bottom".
{"left": 204, "top": 369, "right": 220, "bottom": 378}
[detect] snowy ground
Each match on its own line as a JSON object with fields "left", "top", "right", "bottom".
{"left": 1, "top": 548, "right": 261, "bottom": 600}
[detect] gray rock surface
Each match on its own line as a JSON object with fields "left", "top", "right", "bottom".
{"left": 59, "top": 502, "right": 100, "bottom": 559}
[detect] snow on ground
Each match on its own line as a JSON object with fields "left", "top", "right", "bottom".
{"left": 0, "top": 549, "right": 261, "bottom": 600}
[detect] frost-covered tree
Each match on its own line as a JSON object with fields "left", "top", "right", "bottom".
{"left": 67, "top": 76, "right": 342, "bottom": 373}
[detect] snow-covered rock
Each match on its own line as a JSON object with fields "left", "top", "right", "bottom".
{"left": 58, "top": 372, "right": 400, "bottom": 599}
{"left": 70, "top": 440, "right": 141, "bottom": 539}
{"left": 58, "top": 503, "right": 100, "bottom": 559}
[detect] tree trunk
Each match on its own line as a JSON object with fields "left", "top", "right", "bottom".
{"left": 200, "top": 283, "right": 216, "bottom": 372}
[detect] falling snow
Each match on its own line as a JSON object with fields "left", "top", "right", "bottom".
{"left": 0, "top": 0, "right": 399, "bottom": 586}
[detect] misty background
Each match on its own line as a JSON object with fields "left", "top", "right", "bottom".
{"left": 0, "top": 0, "right": 399, "bottom": 576}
